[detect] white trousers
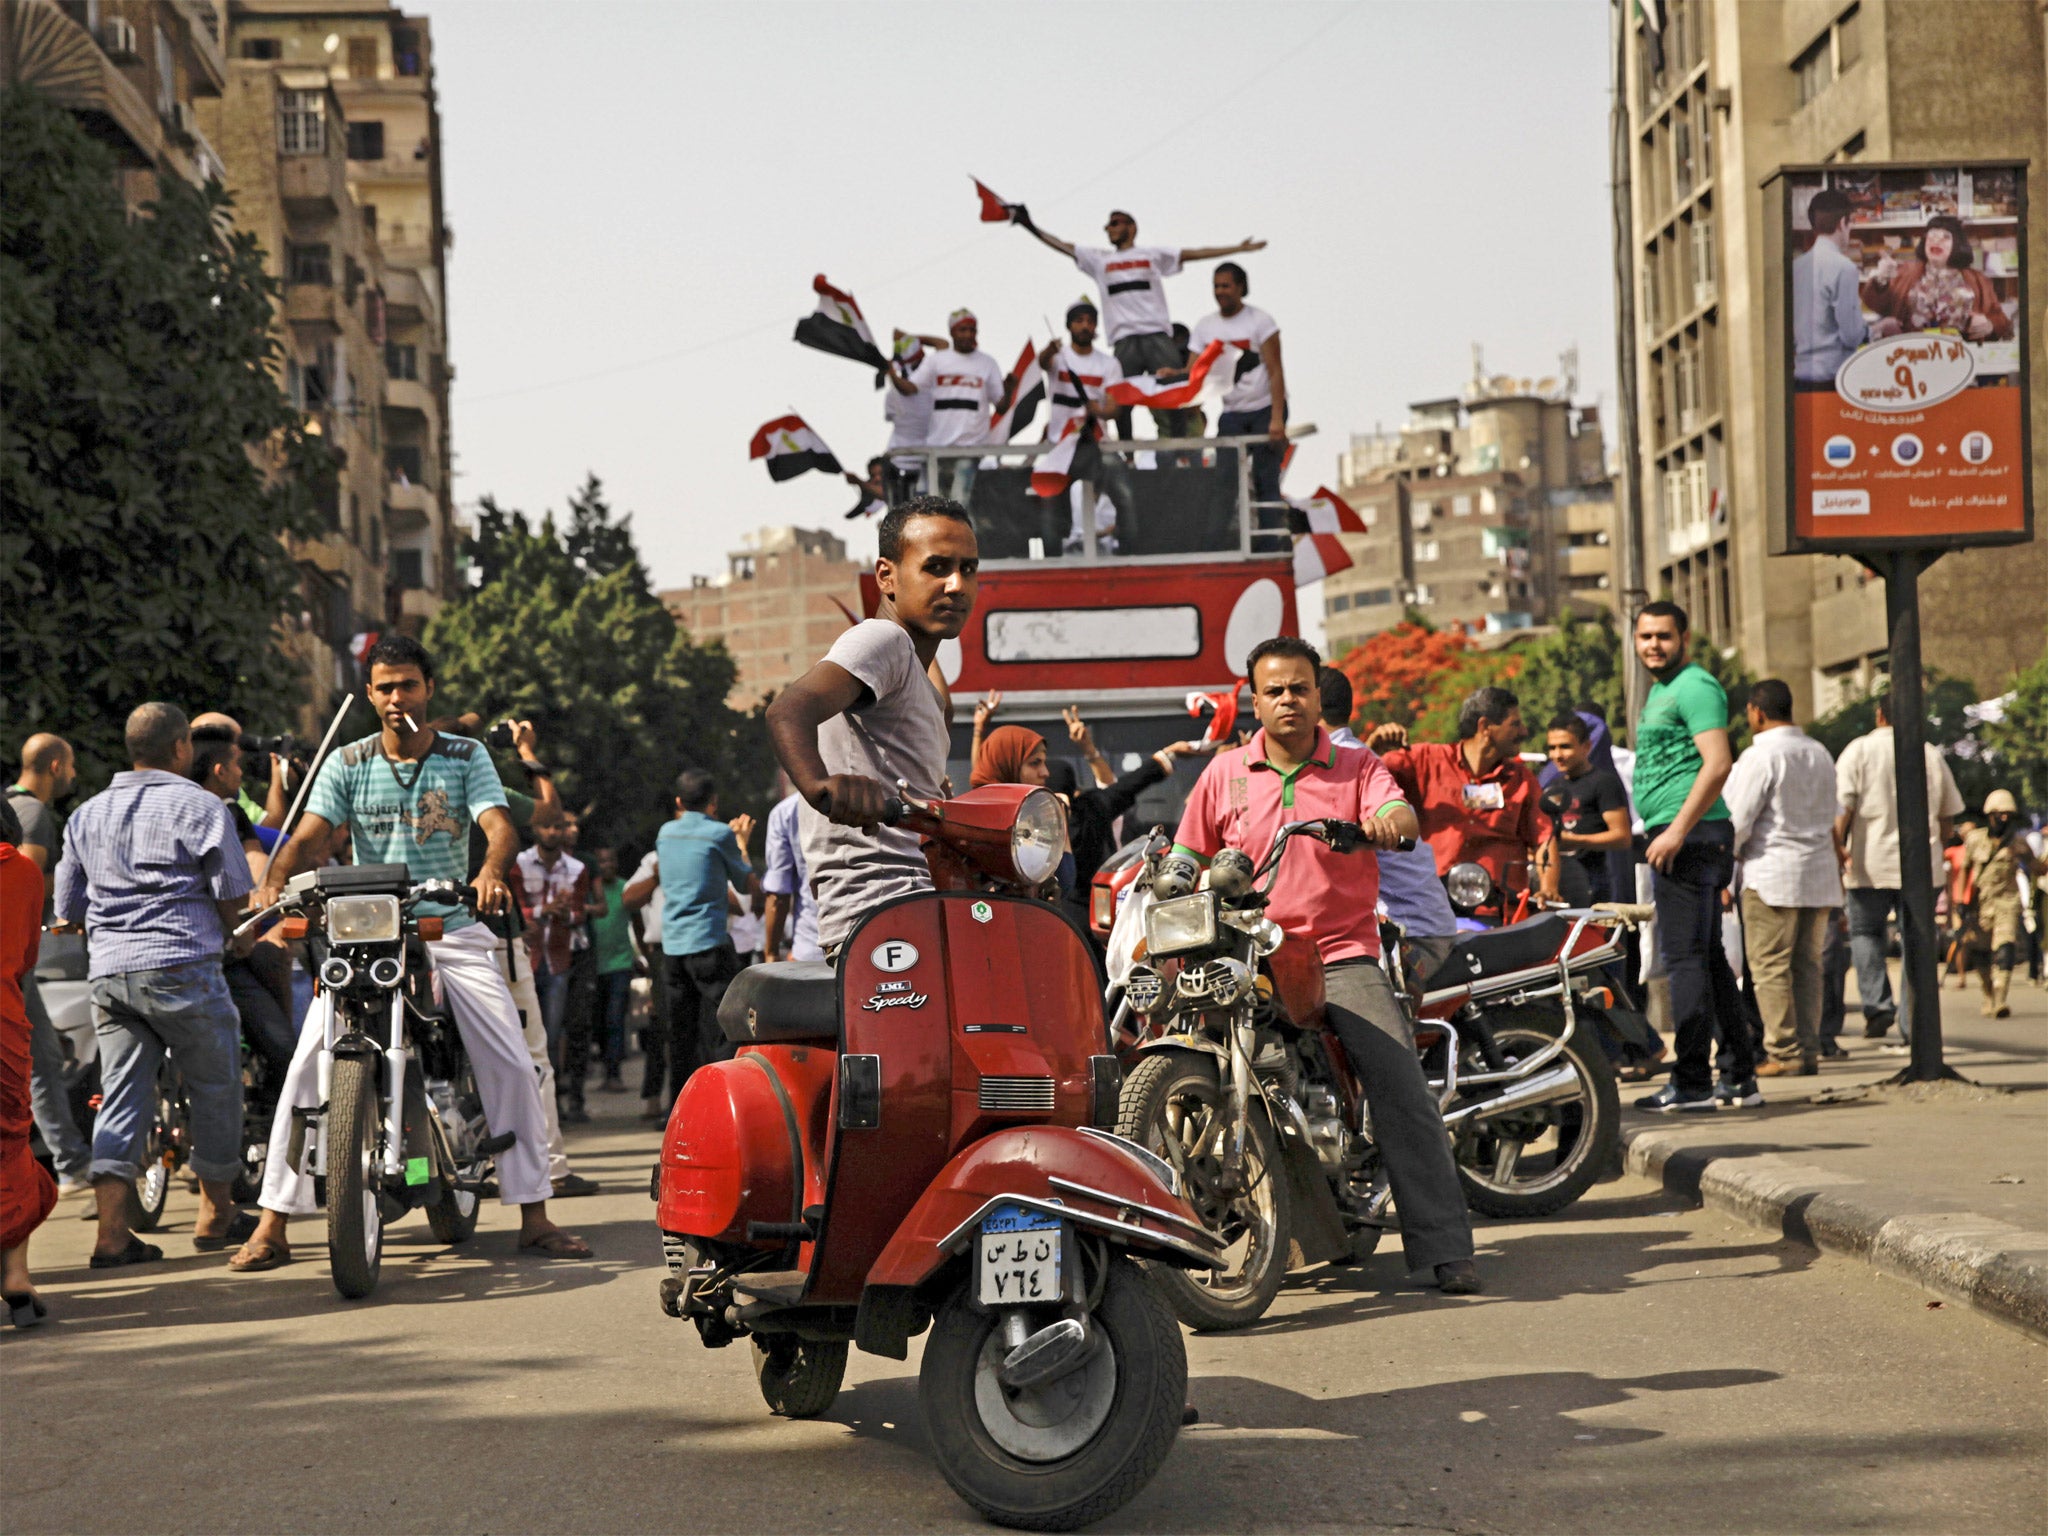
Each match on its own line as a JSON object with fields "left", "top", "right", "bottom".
{"left": 500, "top": 934, "right": 571, "bottom": 1182}
{"left": 258, "top": 922, "right": 554, "bottom": 1214}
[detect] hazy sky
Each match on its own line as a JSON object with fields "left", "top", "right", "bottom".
{"left": 431, "top": 0, "right": 1617, "bottom": 590}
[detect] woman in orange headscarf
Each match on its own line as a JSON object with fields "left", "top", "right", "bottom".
{"left": 970, "top": 724, "right": 1052, "bottom": 790}
{"left": 1, "top": 805, "right": 55, "bottom": 1328}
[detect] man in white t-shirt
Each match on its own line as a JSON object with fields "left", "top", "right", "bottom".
{"left": 1023, "top": 208, "right": 1264, "bottom": 441}
{"left": 888, "top": 309, "right": 1014, "bottom": 508}
{"left": 1183, "top": 263, "right": 1289, "bottom": 506}
{"left": 880, "top": 329, "right": 947, "bottom": 502}
{"left": 1037, "top": 297, "right": 1134, "bottom": 554}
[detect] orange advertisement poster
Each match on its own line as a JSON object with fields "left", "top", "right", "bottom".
{"left": 1793, "top": 385, "right": 2026, "bottom": 541}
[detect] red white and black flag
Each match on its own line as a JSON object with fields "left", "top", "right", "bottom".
{"left": 1289, "top": 485, "right": 1369, "bottom": 537}
{"left": 793, "top": 274, "right": 888, "bottom": 376}
{"left": 989, "top": 340, "right": 1046, "bottom": 441}
{"left": 750, "top": 415, "right": 842, "bottom": 482}
{"left": 1029, "top": 415, "right": 1087, "bottom": 499}
{"left": 1107, "top": 339, "right": 1225, "bottom": 410}
{"left": 972, "top": 177, "right": 1028, "bottom": 225}
{"left": 1292, "top": 532, "right": 1354, "bottom": 586}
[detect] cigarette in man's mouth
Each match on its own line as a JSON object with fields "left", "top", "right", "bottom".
{"left": 402, "top": 712, "right": 420, "bottom": 733}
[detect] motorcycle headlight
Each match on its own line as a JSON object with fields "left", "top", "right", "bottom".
{"left": 1010, "top": 788, "right": 1067, "bottom": 886}
{"left": 1444, "top": 862, "right": 1492, "bottom": 912}
{"left": 1145, "top": 892, "right": 1217, "bottom": 958}
{"left": 1124, "top": 964, "right": 1166, "bottom": 1013}
{"left": 327, "top": 894, "right": 401, "bottom": 944}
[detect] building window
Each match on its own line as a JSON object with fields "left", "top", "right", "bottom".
{"left": 392, "top": 549, "right": 425, "bottom": 590}
{"left": 154, "top": 23, "right": 175, "bottom": 116}
{"left": 1832, "top": 129, "right": 1866, "bottom": 162}
{"left": 1416, "top": 539, "right": 1441, "bottom": 563}
{"left": 387, "top": 445, "right": 423, "bottom": 485}
{"left": 288, "top": 243, "right": 332, "bottom": 285}
{"left": 1360, "top": 587, "right": 1394, "bottom": 607}
{"left": 1794, "top": 33, "right": 1832, "bottom": 105}
{"left": 346, "top": 120, "right": 385, "bottom": 161}
{"left": 278, "top": 89, "right": 324, "bottom": 154}
{"left": 1690, "top": 216, "right": 1717, "bottom": 307}
{"left": 1410, "top": 499, "right": 1434, "bottom": 527}
{"left": 385, "top": 342, "right": 418, "bottom": 380}
{"left": 1412, "top": 584, "right": 1435, "bottom": 605}
{"left": 1671, "top": 112, "right": 1695, "bottom": 200}
{"left": 241, "top": 37, "right": 280, "bottom": 60}
{"left": 1835, "top": 4, "right": 1861, "bottom": 71}
{"left": 360, "top": 204, "right": 378, "bottom": 241}
{"left": 1452, "top": 494, "right": 1473, "bottom": 516}
{"left": 393, "top": 28, "right": 422, "bottom": 75}
{"left": 346, "top": 35, "right": 378, "bottom": 79}
{"left": 1329, "top": 593, "right": 1352, "bottom": 613}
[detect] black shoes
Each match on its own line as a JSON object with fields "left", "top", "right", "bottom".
{"left": 1435, "top": 1259, "right": 1483, "bottom": 1295}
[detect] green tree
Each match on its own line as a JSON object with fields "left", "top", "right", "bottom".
{"left": 1980, "top": 649, "right": 2048, "bottom": 810}
{"left": 1508, "top": 612, "right": 1628, "bottom": 742}
{"left": 424, "top": 482, "right": 774, "bottom": 856}
{"left": 1, "top": 89, "right": 333, "bottom": 788}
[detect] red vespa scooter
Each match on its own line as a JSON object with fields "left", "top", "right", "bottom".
{"left": 654, "top": 783, "right": 1224, "bottom": 1532}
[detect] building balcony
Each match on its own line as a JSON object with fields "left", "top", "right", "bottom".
{"left": 381, "top": 265, "right": 435, "bottom": 327}
{"left": 280, "top": 150, "right": 349, "bottom": 218}
{"left": 386, "top": 477, "right": 436, "bottom": 531}
{"left": 397, "top": 587, "right": 443, "bottom": 623}
{"left": 3, "top": 0, "right": 161, "bottom": 166}
{"left": 283, "top": 283, "right": 341, "bottom": 333}
{"left": 348, "top": 151, "right": 430, "bottom": 184}
{"left": 1558, "top": 544, "right": 1614, "bottom": 576}
{"left": 382, "top": 375, "right": 436, "bottom": 423}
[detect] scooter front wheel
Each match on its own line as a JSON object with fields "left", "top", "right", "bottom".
{"left": 920, "top": 1254, "right": 1185, "bottom": 1532}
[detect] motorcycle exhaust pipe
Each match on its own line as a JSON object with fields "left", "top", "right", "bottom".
{"left": 1441, "top": 1063, "right": 1583, "bottom": 1128}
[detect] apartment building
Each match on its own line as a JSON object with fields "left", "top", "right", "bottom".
{"left": 1322, "top": 362, "right": 1618, "bottom": 659}
{"left": 661, "top": 528, "right": 866, "bottom": 708}
{"left": 1620, "top": 0, "right": 2046, "bottom": 713}
{"left": 2, "top": 0, "right": 229, "bottom": 202}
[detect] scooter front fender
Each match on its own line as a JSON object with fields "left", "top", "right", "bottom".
{"left": 864, "top": 1126, "right": 1222, "bottom": 1295}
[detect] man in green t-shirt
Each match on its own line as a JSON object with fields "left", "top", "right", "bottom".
{"left": 584, "top": 844, "right": 639, "bottom": 1092}
{"left": 1630, "top": 601, "right": 1757, "bottom": 1113}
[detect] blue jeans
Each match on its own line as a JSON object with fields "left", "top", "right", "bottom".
{"left": 1218, "top": 404, "right": 1288, "bottom": 507}
{"left": 595, "top": 967, "right": 633, "bottom": 1072}
{"left": 25, "top": 972, "right": 90, "bottom": 1182}
{"left": 1647, "top": 821, "right": 1752, "bottom": 1095}
{"left": 532, "top": 952, "right": 572, "bottom": 1065}
{"left": 89, "top": 959, "right": 244, "bottom": 1185}
{"left": 1844, "top": 886, "right": 1904, "bottom": 1038}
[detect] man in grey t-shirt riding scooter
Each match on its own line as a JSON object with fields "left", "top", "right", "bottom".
{"left": 766, "top": 496, "right": 978, "bottom": 958}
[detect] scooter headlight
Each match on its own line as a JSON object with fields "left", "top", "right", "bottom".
{"left": 1009, "top": 788, "right": 1067, "bottom": 886}
{"left": 328, "top": 894, "right": 401, "bottom": 944}
{"left": 1145, "top": 892, "right": 1217, "bottom": 958}
{"left": 1444, "top": 862, "right": 1492, "bottom": 913}
{"left": 318, "top": 956, "right": 355, "bottom": 990}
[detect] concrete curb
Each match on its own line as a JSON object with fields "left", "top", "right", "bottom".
{"left": 1621, "top": 1126, "right": 2048, "bottom": 1341}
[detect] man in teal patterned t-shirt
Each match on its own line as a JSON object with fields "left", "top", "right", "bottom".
{"left": 227, "top": 635, "right": 589, "bottom": 1273}
{"left": 1630, "top": 601, "right": 1757, "bottom": 1115}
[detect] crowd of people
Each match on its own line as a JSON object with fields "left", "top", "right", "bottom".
{"left": 4, "top": 544, "right": 2042, "bottom": 1326}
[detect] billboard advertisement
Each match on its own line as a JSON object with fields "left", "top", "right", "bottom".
{"left": 1766, "top": 161, "right": 2031, "bottom": 554}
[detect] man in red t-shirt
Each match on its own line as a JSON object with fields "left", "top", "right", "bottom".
{"left": 1174, "top": 637, "right": 1479, "bottom": 1295}
{"left": 1370, "top": 687, "right": 1558, "bottom": 906}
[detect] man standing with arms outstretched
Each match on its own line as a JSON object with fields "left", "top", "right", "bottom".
{"left": 767, "top": 496, "right": 978, "bottom": 957}
{"left": 228, "top": 635, "right": 589, "bottom": 1272}
{"left": 1022, "top": 208, "right": 1265, "bottom": 441}
{"left": 1629, "top": 602, "right": 1757, "bottom": 1112}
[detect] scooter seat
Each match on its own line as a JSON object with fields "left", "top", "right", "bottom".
{"left": 1437, "top": 913, "right": 1573, "bottom": 985}
{"left": 719, "top": 962, "right": 840, "bottom": 1044}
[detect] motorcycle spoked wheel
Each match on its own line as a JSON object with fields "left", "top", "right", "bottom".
{"left": 128, "top": 1074, "right": 182, "bottom": 1233}
{"left": 423, "top": 1067, "right": 481, "bottom": 1246}
{"left": 326, "top": 1055, "right": 387, "bottom": 1299}
{"left": 1116, "top": 1050, "right": 1289, "bottom": 1331}
{"left": 920, "top": 1253, "right": 1185, "bottom": 1532}
{"left": 1452, "top": 1004, "right": 1620, "bottom": 1219}
{"left": 752, "top": 1334, "right": 849, "bottom": 1418}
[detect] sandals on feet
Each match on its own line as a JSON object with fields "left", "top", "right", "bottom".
{"left": 193, "top": 1211, "right": 261, "bottom": 1253}
{"left": 227, "top": 1240, "right": 291, "bottom": 1273}
{"left": 88, "top": 1236, "right": 163, "bottom": 1270}
{"left": 4, "top": 1291, "right": 48, "bottom": 1328}
{"left": 519, "top": 1230, "right": 592, "bottom": 1259}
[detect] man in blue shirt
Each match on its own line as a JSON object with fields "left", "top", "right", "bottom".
{"left": 53, "top": 703, "right": 253, "bottom": 1269}
{"left": 1793, "top": 189, "right": 1870, "bottom": 385}
{"left": 654, "top": 769, "right": 755, "bottom": 1105}
{"left": 229, "top": 635, "right": 588, "bottom": 1271}
{"left": 761, "top": 788, "right": 822, "bottom": 963}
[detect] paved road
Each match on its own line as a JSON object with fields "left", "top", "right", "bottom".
{"left": 8, "top": 1097, "right": 2043, "bottom": 1536}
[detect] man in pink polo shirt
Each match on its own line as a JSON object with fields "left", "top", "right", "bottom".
{"left": 1173, "top": 636, "right": 1480, "bottom": 1295}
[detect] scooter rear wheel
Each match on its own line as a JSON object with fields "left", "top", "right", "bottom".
{"left": 752, "top": 1335, "right": 847, "bottom": 1418}
{"left": 920, "top": 1254, "right": 1185, "bottom": 1532}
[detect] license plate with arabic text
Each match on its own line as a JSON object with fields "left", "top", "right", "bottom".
{"left": 978, "top": 1204, "right": 1063, "bottom": 1305}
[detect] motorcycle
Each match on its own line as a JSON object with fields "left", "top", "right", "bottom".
{"left": 251, "top": 864, "right": 506, "bottom": 1299}
{"left": 1106, "top": 818, "right": 1625, "bottom": 1331}
{"left": 654, "top": 783, "right": 1223, "bottom": 1532}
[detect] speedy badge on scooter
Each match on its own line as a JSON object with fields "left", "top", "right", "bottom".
{"left": 970, "top": 900, "right": 993, "bottom": 924}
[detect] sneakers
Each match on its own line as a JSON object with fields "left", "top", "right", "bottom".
{"left": 1714, "top": 1076, "right": 1765, "bottom": 1108}
{"left": 1819, "top": 1041, "right": 1850, "bottom": 1060}
{"left": 1879, "top": 1041, "right": 1912, "bottom": 1055}
{"left": 1635, "top": 1083, "right": 1718, "bottom": 1113}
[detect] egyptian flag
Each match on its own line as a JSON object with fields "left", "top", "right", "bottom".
{"left": 794, "top": 275, "right": 888, "bottom": 377}
{"left": 1292, "top": 532, "right": 1354, "bottom": 586}
{"left": 973, "top": 177, "right": 1029, "bottom": 226}
{"left": 750, "top": 415, "right": 841, "bottom": 482}
{"left": 989, "top": 340, "right": 1046, "bottom": 441}
{"left": 1185, "top": 684, "right": 1242, "bottom": 747}
{"left": 1030, "top": 416, "right": 1087, "bottom": 499}
{"left": 1288, "top": 486, "right": 1369, "bottom": 537}
{"left": 1107, "top": 339, "right": 1225, "bottom": 410}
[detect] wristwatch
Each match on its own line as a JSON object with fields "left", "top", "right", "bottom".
{"left": 521, "top": 757, "right": 552, "bottom": 779}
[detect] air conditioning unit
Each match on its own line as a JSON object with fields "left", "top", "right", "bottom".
{"left": 163, "top": 101, "right": 197, "bottom": 144}
{"left": 98, "top": 17, "right": 140, "bottom": 61}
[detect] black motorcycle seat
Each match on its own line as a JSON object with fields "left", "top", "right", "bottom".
{"left": 1438, "top": 914, "right": 1573, "bottom": 985}
{"left": 719, "top": 962, "right": 840, "bottom": 1044}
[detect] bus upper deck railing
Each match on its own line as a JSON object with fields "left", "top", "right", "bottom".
{"left": 882, "top": 426, "right": 1315, "bottom": 566}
